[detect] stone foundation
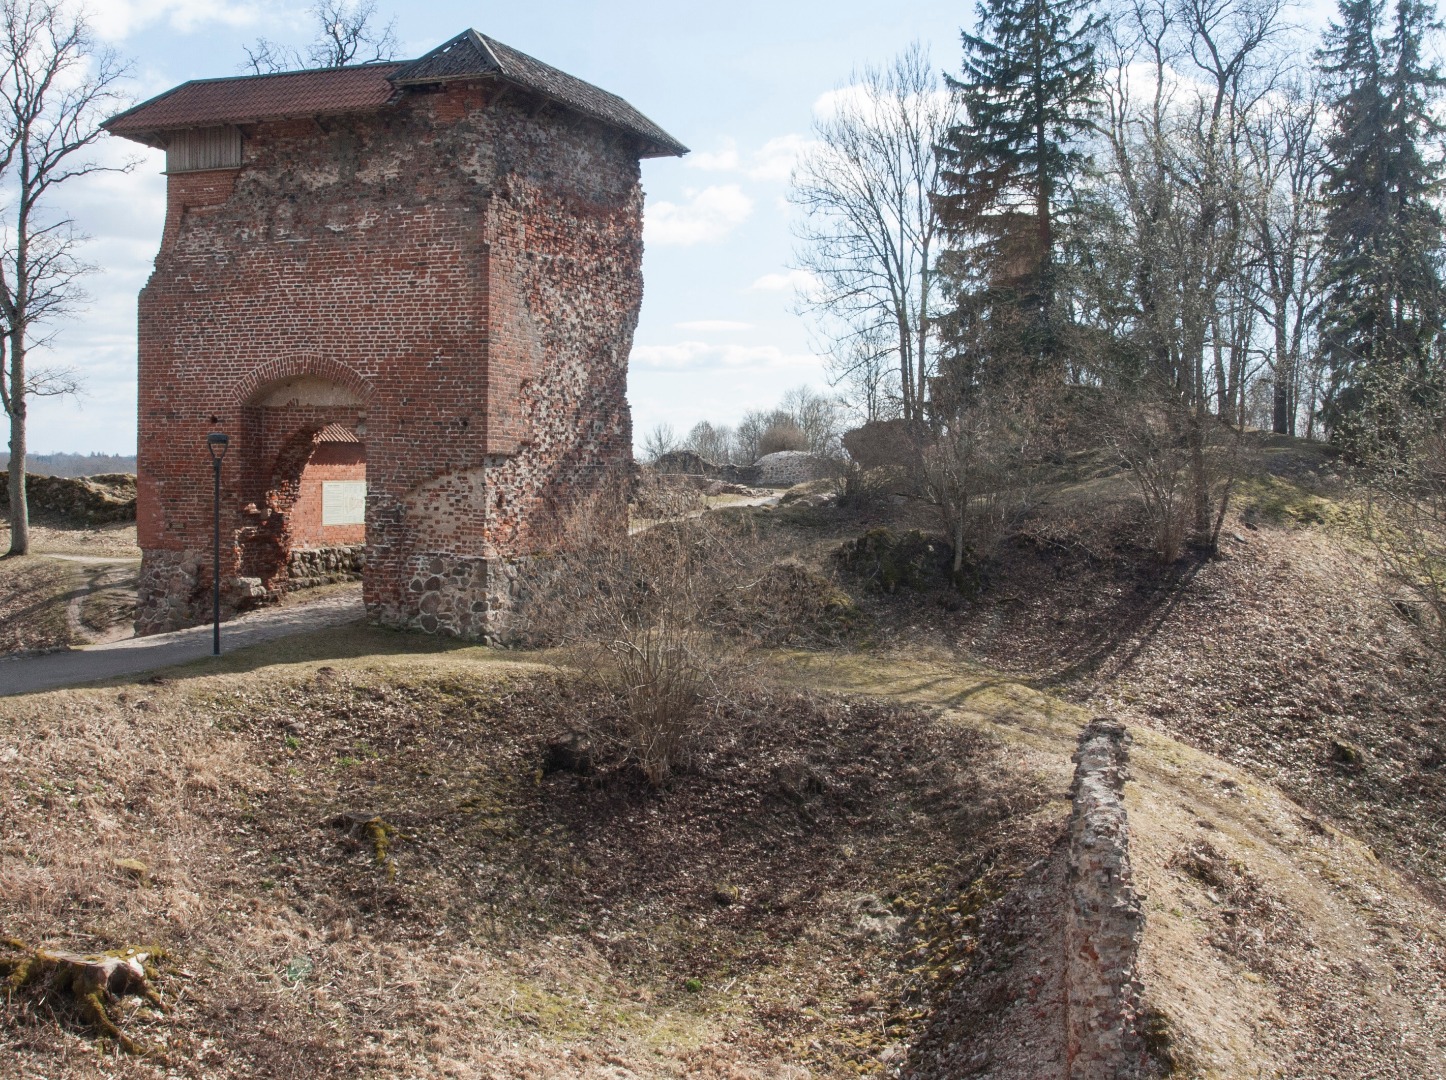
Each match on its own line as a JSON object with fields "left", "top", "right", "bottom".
{"left": 370, "top": 553, "right": 525, "bottom": 644}
{"left": 136, "top": 549, "right": 268, "bottom": 636}
{"left": 286, "top": 545, "right": 365, "bottom": 590}
{"left": 1065, "top": 719, "right": 1148, "bottom": 1080}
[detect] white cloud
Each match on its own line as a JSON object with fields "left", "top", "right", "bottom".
{"left": 23, "top": 138, "right": 165, "bottom": 453}
{"left": 686, "top": 133, "right": 816, "bottom": 182}
{"left": 644, "top": 185, "right": 753, "bottom": 246}
{"left": 632, "top": 340, "right": 818, "bottom": 371}
{"left": 811, "top": 83, "right": 873, "bottom": 122}
{"left": 810, "top": 84, "right": 954, "bottom": 127}
{"left": 91, "top": 1, "right": 273, "bottom": 41}
{"left": 674, "top": 319, "right": 752, "bottom": 332}
{"left": 747, "top": 133, "right": 814, "bottom": 181}
{"left": 686, "top": 137, "right": 741, "bottom": 171}
{"left": 749, "top": 269, "right": 819, "bottom": 294}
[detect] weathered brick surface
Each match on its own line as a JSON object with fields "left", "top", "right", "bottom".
{"left": 290, "top": 442, "right": 366, "bottom": 548}
{"left": 132, "top": 81, "right": 643, "bottom": 635}
{"left": 1066, "top": 719, "right": 1149, "bottom": 1080}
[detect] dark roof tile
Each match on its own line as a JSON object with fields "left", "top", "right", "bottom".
{"left": 104, "top": 64, "right": 404, "bottom": 145}
{"left": 393, "top": 31, "right": 687, "bottom": 157}
{"left": 105, "top": 29, "right": 686, "bottom": 158}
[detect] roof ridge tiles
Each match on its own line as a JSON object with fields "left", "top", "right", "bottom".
{"left": 104, "top": 28, "right": 686, "bottom": 158}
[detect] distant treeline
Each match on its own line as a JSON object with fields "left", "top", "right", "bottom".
{"left": 0, "top": 452, "right": 136, "bottom": 477}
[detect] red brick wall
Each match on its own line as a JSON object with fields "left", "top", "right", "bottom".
{"left": 289, "top": 442, "right": 366, "bottom": 548}
{"left": 134, "top": 80, "right": 644, "bottom": 635}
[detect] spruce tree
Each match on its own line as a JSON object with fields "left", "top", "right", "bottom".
{"left": 936, "top": 0, "right": 1098, "bottom": 388}
{"left": 1316, "top": 0, "right": 1446, "bottom": 453}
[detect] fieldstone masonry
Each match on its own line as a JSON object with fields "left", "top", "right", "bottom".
{"left": 286, "top": 545, "right": 365, "bottom": 590}
{"left": 106, "top": 29, "right": 685, "bottom": 638}
{"left": 1065, "top": 719, "right": 1149, "bottom": 1080}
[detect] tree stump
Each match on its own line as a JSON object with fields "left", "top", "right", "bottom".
{"left": 1, "top": 938, "right": 165, "bottom": 1054}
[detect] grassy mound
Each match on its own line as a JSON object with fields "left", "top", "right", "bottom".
{"left": 0, "top": 661, "right": 1049, "bottom": 1077}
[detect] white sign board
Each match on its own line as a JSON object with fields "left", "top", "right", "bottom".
{"left": 322, "top": 480, "right": 367, "bottom": 526}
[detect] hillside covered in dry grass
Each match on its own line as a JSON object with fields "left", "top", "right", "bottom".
{"left": 2, "top": 435, "right": 1443, "bottom": 1078}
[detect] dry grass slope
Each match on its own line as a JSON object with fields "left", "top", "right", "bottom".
{"left": 3, "top": 436, "right": 1444, "bottom": 1078}
{"left": 0, "top": 649, "right": 1052, "bottom": 1078}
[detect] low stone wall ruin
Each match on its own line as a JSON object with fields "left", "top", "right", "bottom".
{"left": 1065, "top": 719, "right": 1148, "bottom": 1080}
{"left": 368, "top": 553, "right": 525, "bottom": 645}
{"left": 286, "top": 545, "right": 364, "bottom": 590}
{"left": 1, "top": 472, "right": 137, "bottom": 525}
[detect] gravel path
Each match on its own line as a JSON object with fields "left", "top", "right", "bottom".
{"left": 0, "top": 588, "right": 365, "bottom": 697}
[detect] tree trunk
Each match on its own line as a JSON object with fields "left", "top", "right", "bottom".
{"left": 5, "top": 329, "right": 25, "bottom": 557}
{"left": 1272, "top": 317, "right": 1292, "bottom": 435}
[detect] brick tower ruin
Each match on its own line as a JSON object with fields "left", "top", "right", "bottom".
{"left": 105, "top": 30, "right": 685, "bottom": 639}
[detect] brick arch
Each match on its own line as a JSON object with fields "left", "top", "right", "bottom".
{"left": 231, "top": 354, "right": 375, "bottom": 406}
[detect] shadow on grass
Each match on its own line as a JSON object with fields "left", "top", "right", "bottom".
{"left": 120, "top": 622, "right": 532, "bottom": 689}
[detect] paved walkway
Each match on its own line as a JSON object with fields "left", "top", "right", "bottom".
{"left": 0, "top": 589, "right": 366, "bottom": 697}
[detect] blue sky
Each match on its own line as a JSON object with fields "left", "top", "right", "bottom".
{"left": 32, "top": 0, "right": 1338, "bottom": 455}
{"left": 29, "top": 0, "right": 968, "bottom": 454}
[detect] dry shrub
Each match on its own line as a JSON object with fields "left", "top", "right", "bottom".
{"left": 1109, "top": 401, "right": 1190, "bottom": 563}
{"left": 757, "top": 417, "right": 809, "bottom": 456}
{"left": 523, "top": 516, "right": 754, "bottom": 785}
{"left": 921, "top": 385, "right": 1043, "bottom": 585}
{"left": 1108, "top": 393, "right": 1240, "bottom": 563}
{"left": 631, "top": 468, "right": 705, "bottom": 521}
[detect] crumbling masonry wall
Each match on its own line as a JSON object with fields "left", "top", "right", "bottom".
{"left": 1065, "top": 719, "right": 1149, "bottom": 1080}
{"left": 134, "top": 82, "right": 640, "bottom": 636}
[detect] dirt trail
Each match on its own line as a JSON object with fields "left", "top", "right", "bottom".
{"left": 0, "top": 585, "right": 365, "bottom": 696}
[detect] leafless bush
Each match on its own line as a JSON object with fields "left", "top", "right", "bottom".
{"left": 921, "top": 386, "right": 1042, "bottom": 585}
{"left": 757, "top": 417, "right": 810, "bottom": 456}
{"left": 523, "top": 515, "right": 754, "bottom": 786}
{"left": 1364, "top": 426, "right": 1446, "bottom": 658}
{"left": 1109, "top": 402, "right": 1191, "bottom": 563}
{"left": 1109, "top": 392, "right": 1241, "bottom": 563}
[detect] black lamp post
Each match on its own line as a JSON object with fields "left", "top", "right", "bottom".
{"left": 206, "top": 432, "right": 230, "bottom": 656}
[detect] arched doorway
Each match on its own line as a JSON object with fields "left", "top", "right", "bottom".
{"left": 237, "top": 375, "right": 368, "bottom": 596}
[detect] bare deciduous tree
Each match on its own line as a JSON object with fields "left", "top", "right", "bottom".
{"left": 0, "top": 0, "right": 130, "bottom": 556}
{"left": 922, "top": 384, "right": 1041, "bottom": 585}
{"left": 684, "top": 420, "right": 735, "bottom": 464}
{"left": 1244, "top": 73, "right": 1326, "bottom": 436}
{"left": 245, "top": 0, "right": 398, "bottom": 75}
{"left": 641, "top": 422, "right": 679, "bottom": 463}
{"left": 780, "top": 384, "right": 844, "bottom": 457}
{"left": 825, "top": 322, "right": 900, "bottom": 423}
{"left": 791, "top": 43, "right": 957, "bottom": 422}
{"left": 1084, "top": 0, "right": 1287, "bottom": 550}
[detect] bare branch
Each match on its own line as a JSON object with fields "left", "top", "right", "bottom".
{"left": 0, "top": 0, "right": 133, "bottom": 556}
{"left": 245, "top": 1, "right": 398, "bottom": 73}
{"left": 790, "top": 42, "right": 958, "bottom": 422}
{"left": 23, "top": 361, "right": 77, "bottom": 396}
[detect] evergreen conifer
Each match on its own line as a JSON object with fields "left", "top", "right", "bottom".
{"left": 1316, "top": 0, "right": 1446, "bottom": 453}
{"left": 936, "top": 0, "right": 1099, "bottom": 389}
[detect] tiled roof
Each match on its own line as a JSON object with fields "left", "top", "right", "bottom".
{"left": 105, "top": 29, "right": 686, "bottom": 158}
{"left": 104, "top": 64, "right": 405, "bottom": 146}
{"left": 392, "top": 31, "right": 687, "bottom": 157}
